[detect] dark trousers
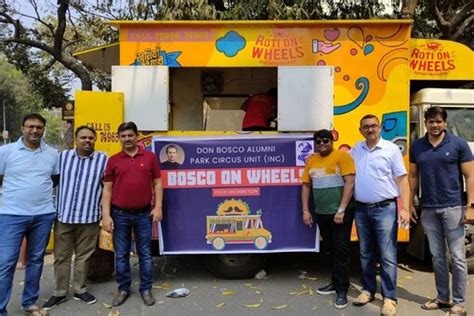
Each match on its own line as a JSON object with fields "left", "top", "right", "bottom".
{"left": 316, "top": 207, "right": 354, "bottom": 293}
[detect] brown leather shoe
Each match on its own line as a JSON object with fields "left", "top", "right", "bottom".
{"left": 141, "top": 290, "right": 155, "bottom": 306}
{"left": 112, "top": 291, "right": 129, "bottom": 307}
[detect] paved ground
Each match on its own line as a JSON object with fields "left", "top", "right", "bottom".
{"left": 7, "top": 249, "right": 474, "bottom": 316}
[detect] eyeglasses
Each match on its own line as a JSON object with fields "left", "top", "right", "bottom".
{"left": 315, "top": 138, "right": 331, "bottom": 145}
{"left": 361, "top": 124, "right": 379, "bottom": 130}
{"left": 23, "top": 125, "right": 44, "bottom": 130}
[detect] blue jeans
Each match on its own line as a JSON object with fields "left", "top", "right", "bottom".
{"left": 112, "top": 209, "right": 153, "bottom": 293}
{"left": 421, "top": 206, "right": 466, "bottom": 306}
{"left": 355, "top": 201, "right": 398, "bottom": 300}
{"left": 0, "top": 213, "right": 55, "bottom": 315}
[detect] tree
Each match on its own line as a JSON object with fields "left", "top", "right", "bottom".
{"left": 40, "top": 108, "right": 63, "bottom": 148}
{"left": 0, "top": 0, "right": 115, "bottom": 102}
{"left": 0, "top": 55, "right": 42, "bottom": 141}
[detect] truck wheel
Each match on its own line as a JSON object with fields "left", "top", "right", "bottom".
{"left": 254, "top": 236, "right": 268, "bottom": 250}
{"left": 467, "top": 255, "right": 474, "bottom": 274}
{"left": 87, "top": 247, "right": 115, "bottom": 283}
{"left": 212, "top": 237, "right": 226, "bottom": 250}
{"left": 203, "top": 254, "right": 268, "bottom": 279}
{"left": 394, "top": 139, "right": 407, "bottom": 155}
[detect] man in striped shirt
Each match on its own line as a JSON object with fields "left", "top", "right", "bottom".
{"left": 43, "top": 126, "right": 107, "bottom": 311}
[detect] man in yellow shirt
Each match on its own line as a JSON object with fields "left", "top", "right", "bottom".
{"left": 301, "top": 129, "right": 355, "bottom": 309}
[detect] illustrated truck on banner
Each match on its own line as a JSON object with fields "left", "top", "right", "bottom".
{"left": 73, "top": 20, "right": 474, "bottom": 279}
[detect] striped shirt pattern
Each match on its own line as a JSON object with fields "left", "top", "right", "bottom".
{"left": 56, "top": 149, "right": 107, "bottom": 224}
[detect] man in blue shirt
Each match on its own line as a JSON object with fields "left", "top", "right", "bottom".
{"left": 0, "top": 113, "right": 59, "bottom": 316}
{"left": 42, "top": 126, "right": 107, "bottom": 311}
{"left": 409, "top": 106, "right": 473, "bottom": 316}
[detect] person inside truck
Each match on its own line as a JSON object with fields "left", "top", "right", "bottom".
{"left": 160, "top": 144, "right": 182, "bottom": 170}
{"left": 301, "top": 129, "right": 355, "bottom": 310}
{"left": 409, "top": 106, "right": 474, "bottom": 316}
{"left": 241, "top": 87, "right": 277, "bottom": 131}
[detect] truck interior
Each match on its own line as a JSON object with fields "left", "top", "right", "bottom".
{"left": 170, "top": 67, "right": 277, "bottom": 131}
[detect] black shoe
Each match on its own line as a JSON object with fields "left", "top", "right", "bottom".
{"left": 141, "top": 290, "right": 156, "bottom": 306}
{"left": 335, "top": 292, "right": 348, "bottom": 309}
{"left": 73, "top": 292, "right": 97, "bottom": 305}
{"left": 317, "top": 283, "right": 336, "bottom": 295}
{"left": 42, "top": 295, "right": 67, "bottom": 311}
{"left": 112, "top": 291, "right": 129, "bottom": 307}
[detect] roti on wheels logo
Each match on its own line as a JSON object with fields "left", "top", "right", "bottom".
{"left": 410, "top": 41, "right": 456, "bottom": 76}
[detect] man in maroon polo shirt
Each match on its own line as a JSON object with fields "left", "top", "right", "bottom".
{"left": 102, "top": 121, "right": 163, "bottom": 307}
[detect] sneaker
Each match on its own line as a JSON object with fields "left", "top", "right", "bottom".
{"left": 42, "top": 296, "right": 67, "bottom": 311}
{"left": 353, "top": 291, "right": 375, "bottom": 306}
{"left": 316, "top": 283, "right": 336, "bottom": 295}
{"left": 73, "top": 292, "right": 97, "bottom": 305}
{"left": 381, "top": 298, "right": 397, "bottom": 316}
{"left": 334, "top": 291, "right": 348, "bottom": 309}
{"left": 449, "top": 305, "right": 467, "bottom": 316}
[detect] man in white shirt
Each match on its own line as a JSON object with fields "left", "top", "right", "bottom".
{"left": 350, "top": 114, "right": 410, "bottom": 316}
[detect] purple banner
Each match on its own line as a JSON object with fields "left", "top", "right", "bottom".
{"left": 153, "top": 134, "right": 319, "bottom": 254}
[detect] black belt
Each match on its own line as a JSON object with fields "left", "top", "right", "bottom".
{"left": 356, "top": 198, "right": 396, "bottom": 208}
{"left": 112, "top": 205, "right": 151, "bottom": 214}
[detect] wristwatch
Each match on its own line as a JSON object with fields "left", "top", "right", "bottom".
{"left": 337, "top": 208, "right": 345, "bottom": 214}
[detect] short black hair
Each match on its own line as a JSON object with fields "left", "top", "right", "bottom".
{"left": 424, "top": 106, "right": 447, "bottom": 121}
{"left": 166, "top": 144, "right": 177, "bottom": 153}
{"left": 313, "top": 129, "right": 333, "bottom": 141}
{"left": 117, "top": 121, "right": 138, "bottom": 135}
{"left": 22, "top": 113, "right": 46, "bottom": 126}
{"left": 75, "top": 125, "right": 97, "bottom": 137}
{"left": 360, "top": 114, "right": 379, "bottom": 126}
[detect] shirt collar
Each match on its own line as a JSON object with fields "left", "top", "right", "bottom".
{"left": 73, "top": 149, "right": 96, "bottom": 159}
{"left": 361, "top": 137, "right": 386, "bottom": 151}
{"left": 16, "top": 137, "right": 46, "bottom": 151}
{"left": 422, "top": 130, "right": 451, "bottom": 146}
{"left": 119, "top": 146, "right": 144, "bottom": 157}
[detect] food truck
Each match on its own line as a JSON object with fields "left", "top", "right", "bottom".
{"left": 74, "top": 20, "right": 473, "bottom": 278}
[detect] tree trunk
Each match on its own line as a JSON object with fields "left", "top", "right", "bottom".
{"left": 400, "top": 0, "right": 419, "bottom": 19}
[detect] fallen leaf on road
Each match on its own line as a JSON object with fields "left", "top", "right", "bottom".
{"left": 255, "top": 290, "right": 262, "bottom": 295}
{"left": 272, "top": 304, "right": 288, "bottom": 310}
{"left": 157, "top": 301, "right": 165, "bottom": 304}
{"left": 216, "top": 302, "right": 225, "bottom": 307}
{"left": 312, "top": 305, "right": 318, "bottom": 310}
{"left": 243, "top": 298, "right": 263, "bottom": 307}
{"left": 221, "top": 290, "right": 235, "bottom": 295}
{"left": 107, "top": 311, "right": 121, "bottom": 316}
{"left": 243, "top": 303, "right": 261, "bottom": 308}
{"left": 243, "top": 283, "right": 253, "bottom": 287}
{"left": 102, "top": 303, "right": 112, "bottom": 309}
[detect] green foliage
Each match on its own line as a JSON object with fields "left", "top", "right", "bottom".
{"left": 40, "top": 108, "right": 63, "bottom": 148}
{"left": 0, "top": 56, "right": 42, "bottom": 141}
